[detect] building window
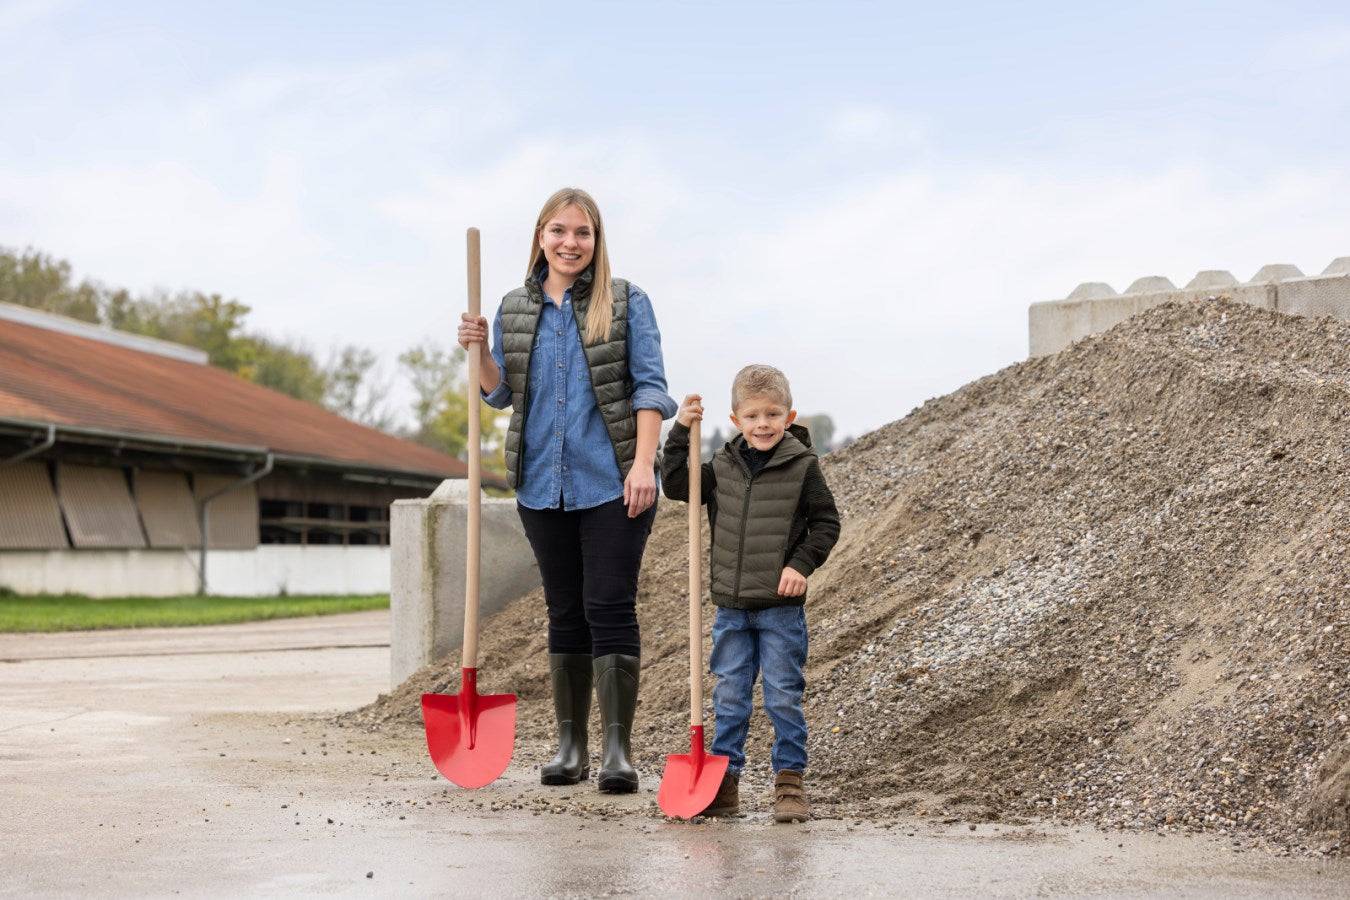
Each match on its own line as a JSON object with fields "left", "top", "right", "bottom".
{"left": 259, "top": 499, "right": 389, "bottom": 546}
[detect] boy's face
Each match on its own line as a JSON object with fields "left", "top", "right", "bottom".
{"left": 730, "top": 394, "right": 796, "bottom": 452}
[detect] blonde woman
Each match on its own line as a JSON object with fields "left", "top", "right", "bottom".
{"left": 457, "top": 188, "right": 676, "bottom": 793}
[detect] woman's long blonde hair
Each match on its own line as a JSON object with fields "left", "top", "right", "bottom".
{"left": 527, "top": 187, "right": 614, "bottom": 345}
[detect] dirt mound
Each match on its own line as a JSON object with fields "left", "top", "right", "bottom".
{"left": 344, "top": 299, "right": 1349, "bottom": 855}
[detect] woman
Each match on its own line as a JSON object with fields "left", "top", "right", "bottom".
{"left": 457, "top": 188, "right": 677, "bottom": 793}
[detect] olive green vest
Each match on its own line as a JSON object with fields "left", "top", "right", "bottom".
{"left": 710, "top": 431, "right": 815, "bottom": 609}
{"left": 498, "top": 271, "right": 637, "bottom": 489}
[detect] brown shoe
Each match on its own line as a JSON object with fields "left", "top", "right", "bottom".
{"left": 773, "top": 770, "right": 811, "bottom": 823}
{"left": 701, "top": 772, "right": 739, "bottom": 817}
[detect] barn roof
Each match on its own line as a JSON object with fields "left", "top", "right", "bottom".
{"left": 0, "top": 307, "right": 474, "bottom": 483}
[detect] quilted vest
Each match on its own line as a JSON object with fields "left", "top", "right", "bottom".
{"left": 709, "top": 430, "right": 815, "bottom": 609}
{"left": 498, "top": 270, "right": 636, "bottom": 489}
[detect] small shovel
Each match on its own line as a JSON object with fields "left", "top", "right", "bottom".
{"left": 658, "top": 418, "right": 730, "bottom": 818}
{"left": 421, "top": 227, "right": 517, "bottom": 789}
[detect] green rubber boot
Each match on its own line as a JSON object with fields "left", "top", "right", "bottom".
{"left": 593, "top": 653, "right": 640, "bottom": 793}
{"left": 540, "top": 653, "right": 591, "bottom": 785}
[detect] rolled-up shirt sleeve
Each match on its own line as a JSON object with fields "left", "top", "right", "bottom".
{"left": 626, "top": 286, "right": 678, "bottom": 419}
{"left": 480, "top": 305, "right": 512, "bottom": 409}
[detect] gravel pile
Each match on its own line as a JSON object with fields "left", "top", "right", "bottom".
{"left": 344, "top": 299, "right": 1348, "bottom": 854}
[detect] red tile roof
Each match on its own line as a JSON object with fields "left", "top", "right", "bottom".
{"left": 0, "top": 316, "right": 472, "bottom": 481}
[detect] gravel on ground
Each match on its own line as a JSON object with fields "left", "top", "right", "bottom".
{"left": 343, "top": 299, "right": 1348, "bottom": 857}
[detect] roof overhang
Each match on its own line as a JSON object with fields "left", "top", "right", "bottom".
{"left": 0, "top": 417, "right": 455, "bottom": 488}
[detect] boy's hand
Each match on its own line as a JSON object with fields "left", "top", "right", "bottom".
{"left": 677, "top": 393, "right": 704, "bottom": 428}
{"left": 777, "top": 566, "right": 807, "bottom": 597}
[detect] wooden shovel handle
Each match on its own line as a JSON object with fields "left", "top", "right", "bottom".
{"left": 463, "top": 228, "right": 483, "bottom": 668}
{"left": 688, "top": 418, "right": 702, "bottom": 726}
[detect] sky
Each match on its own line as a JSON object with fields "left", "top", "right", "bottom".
{"left": 3, "top": 0, "right": 1349, "bottom": 439}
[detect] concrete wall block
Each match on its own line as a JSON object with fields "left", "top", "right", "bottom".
{"left": 1029, "top": 299, "right": 1091, "bottom": 357}
{"left": 1248, "top": 264, "right": 1303, "bottom": 283}
{"left": 1028, "top": 283, "right": 1278, "bottom": 359}
{"left": 1223, "top": 283, "right": 1279, "bottom": 311}
{"left": 390, "top": 499, "right": 434, "bottom": 691}
{"left": 389, "top": 482, "right": 540, "bottom": 687}
{"left": 1276, "top": 273, "right": 1350, "bottom": 320}
{"left": 1066, "top": 282, "right": 1116, "bottom": 301}
{"left": 1185, "top": 270, "right": 1238, "bottom": 290}
{"left": 1125, "top": 276, "right": 1176, "bottom": 293}
{"left": 1132, "top": 289, "right": 1190, "bottom": 316}
{"left": 1087, "top": 294, "right": 1143, "bottom": 335}
{"left": 1321, "top": 256, "right": 1350, "bottom": 276}
{"left": 1029, "top": 261, "right": 1350, "bottom": 359}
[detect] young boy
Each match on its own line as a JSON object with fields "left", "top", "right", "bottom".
{"left": 661, "top": 364, "right": 840, "bottom": 822}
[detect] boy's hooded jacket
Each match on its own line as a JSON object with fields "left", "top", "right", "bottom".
{"left": 662, "top": 422, "right": 840, "bottom": 610}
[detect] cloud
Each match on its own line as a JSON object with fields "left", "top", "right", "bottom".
{"left": 0, "top": 0, "right": 69, "bottom": 35}
{"left": 3, "top": 49, "right": 1347, "bottom": 441}
{"left": 826, "top": 103, "right": 925, "bottom": 149}
{"left": 682, "top": 164, "right": 1350, "bottom": 436}
{"left": 1264, "top": 24, "right": 1350, "bottom": 69}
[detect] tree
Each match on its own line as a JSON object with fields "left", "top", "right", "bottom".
{"left": 246, "top": 337, "right": 329, "bottom": 405}
{"left": 325, "top": 345, "right": 396, "bottom": 431}
{"left": 0, "top": 247, "right": 101, "bottom": 322}
{"left": 398, "top": 340, "right": 507, "bottom": 473}
{"left": 2, "top": 246, "right": 466, "bottom": 444}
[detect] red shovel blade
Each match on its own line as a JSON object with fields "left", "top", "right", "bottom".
{"left": 421, "top": 667, "right": 516, "bottom": 789}
{"left": 658, "top": 725, "right": 730, "bottom": 819}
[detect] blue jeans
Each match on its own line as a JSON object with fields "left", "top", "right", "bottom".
{"left": 709, "top": 605, "right": 809, "bottom": 775}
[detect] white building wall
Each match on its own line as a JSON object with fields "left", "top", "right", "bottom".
{"left": 0, "top": 546, "right": 390, "bottom": 597}
{"left": 209, "top": 546, "right": 390, "bottom": 596}
{"left": 0, "top": 549, "right": 197, "bottom": 596}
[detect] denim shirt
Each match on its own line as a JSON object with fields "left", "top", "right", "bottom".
{"left": 482, "top": 275, "right": 678, "bottom": 510}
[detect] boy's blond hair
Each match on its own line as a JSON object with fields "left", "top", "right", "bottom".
{"left": 731, "top": 364, "right": 793, "bottom": 412}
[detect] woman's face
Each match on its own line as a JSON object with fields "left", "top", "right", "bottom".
{"left": 537, "top": 204, "right": 596, "bottom": 280}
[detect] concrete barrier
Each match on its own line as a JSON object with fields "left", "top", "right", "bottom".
{"left": 389, "top": 479, "right": 540, "bottom": 688}
{"left": 1028, "top": 257, "right": 1350, "bottom": 357}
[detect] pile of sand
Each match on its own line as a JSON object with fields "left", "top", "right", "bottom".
{"left": 343, "top": 299, "right": 1348, "bottom": 856}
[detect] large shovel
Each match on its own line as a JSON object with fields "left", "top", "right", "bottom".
{"left": 658, "top": 418, "right": 730, "bottom": 818}
{"left": 421, "top": 227, "right": 517, "bottom": 789}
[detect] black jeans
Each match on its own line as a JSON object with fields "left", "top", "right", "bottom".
{"left": 517, "top": 497, "right": 657, "bottom": 658}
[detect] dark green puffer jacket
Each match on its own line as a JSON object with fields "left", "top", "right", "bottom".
{"left": 662, "top": 422, "right": 841, "bottom": 610}
{"left": 498, "top": 270, "right": 637, "bottom": 489}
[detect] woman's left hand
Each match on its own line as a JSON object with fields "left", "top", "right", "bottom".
{"left": 623, "top": 465, "right": 657, "bottom": 518}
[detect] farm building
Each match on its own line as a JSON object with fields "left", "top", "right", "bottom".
{"left": 0, "top": 301, "right": 485, "bottom": 596}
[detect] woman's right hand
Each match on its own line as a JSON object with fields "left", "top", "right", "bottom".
{"left": 677, "top": 393, "right": 703, "bottom": 428}
{"left": 457, "top": 313, "right": 489, "bottom": 350}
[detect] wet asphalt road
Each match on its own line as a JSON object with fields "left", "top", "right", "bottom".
{"left": 3, "top": 611, "right": 1347, "bottom": 897}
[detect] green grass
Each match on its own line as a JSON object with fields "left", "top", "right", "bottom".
{"left": 0, "top": 590, "right": 389, "bottom": 633}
